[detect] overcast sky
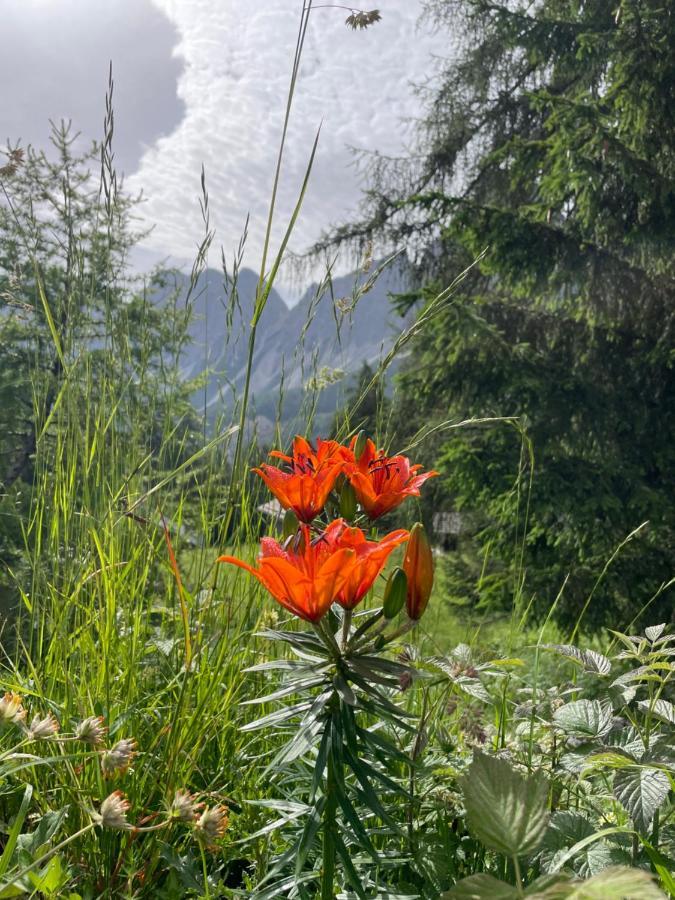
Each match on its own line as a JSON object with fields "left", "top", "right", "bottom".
{"left": 1, "top": 0, "right": 445, "bottom": 298}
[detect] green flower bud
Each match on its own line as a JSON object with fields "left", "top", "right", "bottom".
{"left": 403, "top": 522, "right": 434, "bottom": 620}
{"left": 282, "top": 508, "right": 299, "bottom": 540}
{"left": 353, "top": 430, "right": 368, "bottom": 461}
{"left": 339, "top": 480, "right": 358, "bottom": 521}
{"left": 382, "top": 567, "right": 407, "bottom": 619}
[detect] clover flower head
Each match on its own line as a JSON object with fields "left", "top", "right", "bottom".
{"left": 170, "top": 789, "right": 203, "bottom": 823}
{"left": 101, "top": 738, "right": 137, "bottom": 777}
{"left": 98, "top": 791, "right": 132, "bottom": 829}
{"left": 0, "top": 692, "right": 26, "bottom": 727}
{"left": 195, "top": 805, "right": 228, "bottom": 846}
{"left": 75, "top": 715, "right": 107, "bottom": 746}
{"left": 25, "top": 712, "right": 59, "bottom": 740}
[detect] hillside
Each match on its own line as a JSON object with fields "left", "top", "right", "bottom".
{"left": 152, "top": 262, "right": 408, "bottom": 436}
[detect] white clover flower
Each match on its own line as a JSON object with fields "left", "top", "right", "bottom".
{"left": 195, "top": 805, "right": 228, "bottom": 846}
{"left": 24, "top": 712, "right": 59, "bottom": 740}
{"left": 0, "top": 692, "right": 26, "bottom": 727}
{"left": 101, "top": 738, "right": 137, "bottom": 777}
{"left": 75, "top": 716, "right": 107, "bottom": 746}
{"left": 97, "top": 791, "right": 132, "bottom": 829}
{"left": 170, "top": 789, "right": 203, "bottom": 823}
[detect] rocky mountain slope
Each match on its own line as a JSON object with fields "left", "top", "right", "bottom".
{"left": 153, "top": 261, "right": 408, "bottom": 434}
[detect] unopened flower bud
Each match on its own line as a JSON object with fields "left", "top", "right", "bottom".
{"left": 98, "top": 791, "right": 131, "bottom": 829}
{"left": 195, "top": 805, "right": 228, "bottom": 847}
{"left": 76, "top": 715, "right": 107, "bottom": 746}
{"left": 353, "top": 430, "right": 368, "bottom": 461}
{"left": 282, "top": 508, "right": 299, "bottom": 540}
{"left": 101, "top": 738, "right": 137, "bottom": 777}
{"left": 25, "top": 713, "right": 59, "bottom": 740}
{"left": 0, "top": 692, "right": 26, "bottom": 727}
{"left": 382, "top": 567, "right": 407, "bottom": 619}
{"left": 403, "top": 523, "right": 434, "bottom": 620}
{"left": 339, "top": 480, "right": 357, "bottom": 521}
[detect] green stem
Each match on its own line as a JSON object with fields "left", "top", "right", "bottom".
{"left": 321, "top": 750, "right": 337, "bottom": 899}
{"left": 513, "top": 855, "right": 524, "bottom": 897}
{"left": 340, "top": 610, "right": 352, "bottom": 650}
{"left": 199, "top": 841, "right": 211, "bottom": 899}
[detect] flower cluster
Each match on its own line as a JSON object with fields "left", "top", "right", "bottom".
{"left": 253, "top": 434, "right": 437, "bottom": 525}
{"left": 220, "top": 434, "right": 436, "bottom": 624}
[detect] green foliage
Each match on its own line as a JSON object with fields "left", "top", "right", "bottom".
{"left": 335, "top": 0, "right": 675, "bottom": 627}
{"left": 460, "top": 753, "right": 549, "bottom": 858}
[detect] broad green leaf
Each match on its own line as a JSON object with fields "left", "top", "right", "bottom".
{"left": 645, "top": 624, "right": 666, "bottom": 642}
{"left": 613, "top": 766, "right": 670, "bottom": 832}
{"left": 27, "top": 855, "right": 69, "bottom": 894}
{"left": 638, "top": 698, "right": 675, "bottom": 725}
{"left": 554, "top": 865, "right": 665, "bottom": 899}
{"left": 545, "top": 645, "right": 611, "bottom": 676}
{"left": 539, "top": 812, "right": 629, "bottom": 877}
{"left": 460, "top": 752, "right": 549, "bottom": 858}
{"left": 441, "top": 874, "right": 519, "bottom": 899}
{"left": 552, "top": 699, "right": 613, "bottom": 738}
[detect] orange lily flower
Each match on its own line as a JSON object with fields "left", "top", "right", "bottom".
{"left": 403, "top": 522, "right": 434, "bottom": 620}
{"left": 217, "top": 524, "right": 356, "bottom": 623}
{"left": 346, "top": 438, "right": 438, "bottom": 519}
{"left": 253, "top": 436, "right": 349, "bottom": 523}
{"left": 320, "top": 519, "right": 409, "bottom": 610}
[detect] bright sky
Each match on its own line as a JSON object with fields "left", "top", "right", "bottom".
{"left": 1, "top": 1, "right": 445, "bottom": 297}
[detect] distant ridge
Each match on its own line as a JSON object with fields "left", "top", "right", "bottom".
{"left": 151, "top": 261, "right": 408, "bottom": 435}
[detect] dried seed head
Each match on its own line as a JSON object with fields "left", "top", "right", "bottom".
{"left": 25, "top": 713, "right": 59, "bottom": 740}
{"left": 345, "top": 9, "right": 382, "bottom": 30}
{"left": 195, "top": 805, "right": 228, "bottom": 846}
{"left": 98, "top": 791, "right": 132, "bottom": 829}
{"left": 101, "top": 738, "right": 137, "bottom": 777}
{"left": 0, "top": 148, "right": 24, "bottom": 177}
{"left": 170, "top": 789, "right": 203, "bottom": 823}
{"left": 76, "top": 716, "right": 107, "bottom": 746}
{"left": 0, "top": 692, "right": 26, "bottom": 727}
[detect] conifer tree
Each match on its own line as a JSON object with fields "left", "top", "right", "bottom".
{"left": 331, "top": 0, "right": 675, "bottom": 625}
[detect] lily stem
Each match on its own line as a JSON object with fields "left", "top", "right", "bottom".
{"left": 321, "top": 719, "right": 338, "bottom": 899}
{"left": 340, "top": 610, "right": 352, "bottom": 650}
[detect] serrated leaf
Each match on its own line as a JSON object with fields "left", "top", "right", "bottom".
{"left": 603, "top": 725, "right": 645, "bottom": 758}
{"left": 552, "top": 700, "right": 613, "bottom": 738}
{"left": 539, "top": 812, "right": 630, "bottom": 877}
{"left": 638, "top": 698, "right": 675, "bottom": 725}
{"left": 461, "top": 752, "right": 549, "bottom": 858}
{"left": 645, "top": 625, "right": 666, "bottom": 642}
{"left": 613, "top": 767, "right": 671, "bottom": 832}
{"left": 545, "top": 645, "right": 611, "bottom": 676}
{"left": 441, "top": 873, "right": 519, "bottom": 898}
{"left": 556, "top": 865, "right": 665, "bottom": 899}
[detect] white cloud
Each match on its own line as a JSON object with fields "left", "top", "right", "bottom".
{"left": 129, "top": 1, "right": 445, "bottom": 293}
